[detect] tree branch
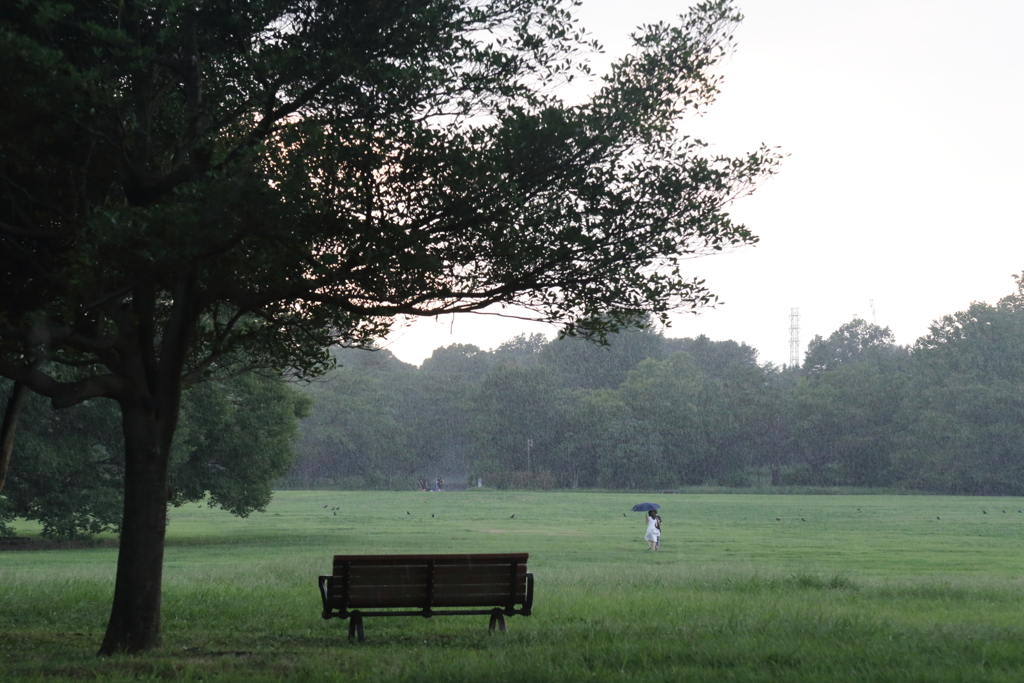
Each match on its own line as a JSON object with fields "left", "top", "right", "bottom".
{"left": 0, "top": 357, "right": 122, "bottom": 408}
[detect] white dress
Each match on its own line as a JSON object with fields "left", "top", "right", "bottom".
{"left": 644, "top": 516, "right": 660, "bottom": 542}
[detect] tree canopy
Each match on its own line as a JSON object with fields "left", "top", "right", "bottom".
{"left": 0, "top": 0, "right": 778, "bottom": 653}
{"left": 803, "top": 318, "right": 900, "bottom": 373}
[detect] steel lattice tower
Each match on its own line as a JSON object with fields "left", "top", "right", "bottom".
{"left": 789, "top": 308, "right": 800, "bottom": 368}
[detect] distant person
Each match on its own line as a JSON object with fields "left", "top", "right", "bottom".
{"left": 654, "top": 514, "right": 662, "bottom": 550}
{"left": 644, "top": 510, "right": 660, "bottom": 551}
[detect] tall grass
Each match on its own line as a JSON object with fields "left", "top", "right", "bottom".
{"left": 2, "top": 491, "right": 1023, "bottom": 681}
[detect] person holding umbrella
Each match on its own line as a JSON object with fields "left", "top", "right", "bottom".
{"left": 632, "top": 503, "right": 661, "bottom": 551}
{"left": 644, "top": 510, "right": 661, "bottom": 550}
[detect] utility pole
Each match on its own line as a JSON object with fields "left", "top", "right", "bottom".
{"left": 789, "top": 308, "right": 800, "bottom": 368}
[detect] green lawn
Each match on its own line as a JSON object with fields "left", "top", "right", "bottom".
{"left": 2, "top": 491, "right": 1023, "bottom": 682}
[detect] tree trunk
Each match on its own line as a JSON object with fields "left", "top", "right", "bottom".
{"left": 97, "top": 401, "right": 171, "bottom": 655}
{"left": 1, "top": 358, "right": 42, "bottom": 494}
{"left": 0, "top": 379, "right": 29, "bottom": 494}
{"left": 96, "top": 274, "right": 195, "bottom": 655}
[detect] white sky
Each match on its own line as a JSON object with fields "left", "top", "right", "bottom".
{"left": 382, "top": 0, "right": 1024, "bottom": 368}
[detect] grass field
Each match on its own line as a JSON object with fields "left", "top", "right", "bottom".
{"left": 2, "top": 490, "right": 1023, "bottom": 682}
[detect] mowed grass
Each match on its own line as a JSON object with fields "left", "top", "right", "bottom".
{"left": 2, "top": 491, "right": 1023, "bottom": 682}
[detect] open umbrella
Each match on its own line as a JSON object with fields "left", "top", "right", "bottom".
{"left": 631, "top": 502, "right": 661, "bottom": 512}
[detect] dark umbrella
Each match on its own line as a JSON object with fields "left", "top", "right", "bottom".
{"left": 631, "top": 502, "right": 661, "bottom": 512}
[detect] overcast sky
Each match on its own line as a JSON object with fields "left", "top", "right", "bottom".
{"left": 382, "top": 0, "right": 1024, "bottom": 368}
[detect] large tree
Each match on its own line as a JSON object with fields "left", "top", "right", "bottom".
{"left": 895, "top": 279, "right": 1024, "bottom": 494}
{"left": 288, "top": 357, "right": 410, "bottom": 489}
{"left": 539, "top": 323, "right": 665, "bottom": 390}
{"left": 0, "top": 0, "right": 778, "bottom": 653}
{"left": 803, "top": 318, "right": 901, "bottom": 373}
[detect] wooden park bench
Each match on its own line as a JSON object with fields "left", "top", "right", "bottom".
{"left": 318, "top": 553, "right": 534, "bottom": 641}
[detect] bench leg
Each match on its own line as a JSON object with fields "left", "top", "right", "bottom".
{"left": 488, "top": 610, "right": 506, "bottom": 634}
{"left": 348, "top": 613, "right": 365, "bottom": 642}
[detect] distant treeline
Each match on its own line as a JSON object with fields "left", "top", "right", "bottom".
{"left": 6, "top": 278, "right": 1024, "bottom": 541}
{"left": 284, "top": 275, "right": 1024, "bottom": 496}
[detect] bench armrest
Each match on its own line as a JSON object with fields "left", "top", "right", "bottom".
{"left": 521, "top": 572, "right": 534, "bottom": 616}
{"left": 318, "top": 575, "right": 334, "bottom": 619}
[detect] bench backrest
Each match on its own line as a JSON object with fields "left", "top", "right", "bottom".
{"left": 328, "top": 553, "right": 529, "bottom": 610}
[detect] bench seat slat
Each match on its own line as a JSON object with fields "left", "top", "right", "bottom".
{"left": 345, "top": 567, "right": 430, "bottom": 582}
{"left": 430, "top": 587, "right": 526, "bottom": 604}
{"left": 345, "top": 565, "right": 526, "bottom": 582}
{"left": 340, "top": 584, "right": 526, "bottom": 599}
{"left": 333, "top": 584, "right": 526, "bottom": 604}
{"left": 346, "top": 595, "right": 526, "bottom": 609}
{"left": 333, "top": 553, "right": 527, "bottom": 568}
{"left": 335, "top": 578, "right": 527, "bottom": 591}
{"left": 347, "top": 595, "right": 425, "bottom": 609}
{"left": 330, "top": 587, "right": 527, "bottom": 603}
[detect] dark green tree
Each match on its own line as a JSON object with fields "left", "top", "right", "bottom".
{"left": 288, "top": 354, "right": 411, "bottom": 489}
{"left": 596, "top": 416, "right": 665, "bottom": 489}
{"left": 556, "top": 389, "right": 627, "bottom": 488}
{"left": 788, "top": 355, "right": 909, "bottom": 486}
{"left": 663, "top": 334, "right": 759, "bottom": 377}
{"left": 470, "top": 363, "right": 567, "bottom": 483}
{"left": 420, "top": 344, "right": 495, "bottom": 382}
{"left": 170, "top": 373, "right": 311, "bottom": 509}
{"left": 539, "top": 324, "right": 665, "bottom": 390}
{"left": 0, "top": 384, "right": 123, "bottom": 539}
{"left": 697, "top": 359, "right": 779, "bottom": 485}
{"left": 619, "top": 354, "right": 706, "bottom": 484}
{"left": 491, "top": 333, "right": 549, "bottom": 368}
{"left": 788, "top": 316, "right": 908, "bottom": 485}
{"left": 411, "top": 344, "right": 491, "bottom": 480}
{"left": 803, "top": 318, "right": 900, "bottom": 373}
{"left": 1, "top": 372, "right": 308, "bottom": 538}
{"left": 652, "top": 337, "right": 771, "bottom": 485}
{"left": 0, "top": 0, "right": 778, "bottom": 652}
{"left": 896, "top": 288, "right": 1024, "bottom": 494}
{"left": 752, "top": 365, "right": 798, "bottom": 486}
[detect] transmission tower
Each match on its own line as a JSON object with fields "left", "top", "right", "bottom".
{"left": 789, "top": 308, "right": 800, "bottom": 368}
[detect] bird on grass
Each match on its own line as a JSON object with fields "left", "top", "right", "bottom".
{"left": 776, "top": 518, "right": 781, "bottom": 521}
{"left": 431, "top": 514, "right": 434, "bottom": 518}
{"left": 333, "top": 512, "right": 337, "bottom": 516}
{"left": 407, "top": 511, "right": 410, "bottom": 515}
{"left": 323, "top": 505, "right": 328, "bottom": 508}
{"left": 623, "top": 513, "right": 627, "bottom": 517}
{"left": 983, "top": 510, "right": 987, "bottom": 514}
{"left": 937, "top": 517, "right": 941, "bottom": 520}
{"left": 801, "top": 518, "right": 806, "bottom": 522}
{"left": 510, "top": 514, "right": 515, "bottom": 519}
